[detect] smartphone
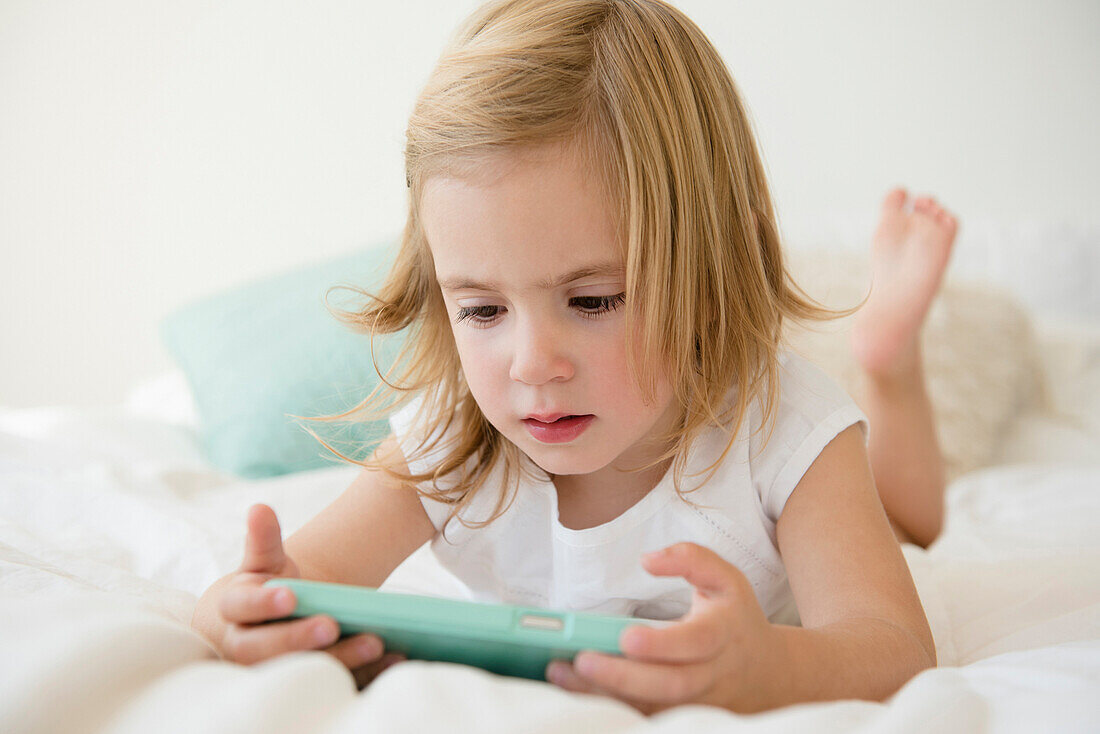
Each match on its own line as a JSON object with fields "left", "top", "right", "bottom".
{"left": 263, "top": 578, "right": 663, "bottom": 680}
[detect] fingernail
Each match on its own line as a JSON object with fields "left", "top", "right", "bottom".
{"left": 314, "top": 621, "right": 335, "bottom": 644}
{"left": 622, "top": 627, "right": 644, "bottom": 652}
{"left": 357, "top": 636, "right": 381, "bottom": 658}
{"left": 546, "top": 662, "right": 567, "bottom": 684}
{"left": 575, "top": 653, "right": 597, "bottom": 676}
{"left": 275, "top": 588, "right": 293, "bottom": 610}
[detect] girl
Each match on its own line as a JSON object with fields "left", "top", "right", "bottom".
{"left": 192, "top": 0, "right": 955, "bottom": 714}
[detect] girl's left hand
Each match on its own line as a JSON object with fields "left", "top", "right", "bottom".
{"left": 545, "top": 542, "right": 785, "bottom": 715}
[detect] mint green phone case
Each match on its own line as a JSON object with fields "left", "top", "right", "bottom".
{"left": 263, "top": 578, "right": 652, "bottom": 680}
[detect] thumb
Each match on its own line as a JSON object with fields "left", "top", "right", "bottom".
{"left": 239, "top": 503, "right": 288, "bottom": 574}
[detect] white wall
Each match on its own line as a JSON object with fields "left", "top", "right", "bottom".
{"left": 2, "top": 0, "right": 1098, "bottom": 408}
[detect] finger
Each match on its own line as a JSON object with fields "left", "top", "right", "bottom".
{"left": 379, "top": 652, "right": 407, "bottom": 671}
{"left": 547, "top": 660, "right": 667, "bottom": 716}
{"left": 324, "top": 633, "right": 385, "bottom": 671}
{"left": 619, "top": 611, "right": 728, "bottom": 664}
{"left": 546, "top": 660, "right": 606, "bottom": 696}
{"left": 240, "top": 504, "right": 287, "bottom": 573}
{"left": 220, "top": 583, "right": 297, "bottom": 624}
{"left": 571, "top": 650, "right": 714, "bottom": 706}
{"left": 351, "top": 653, "right": 407, "bottom": 689}
{"left": 642, "top": 543, "right": 752, "bottom": 600}
{"left": 223, "top": 614, "right": 340, "bottom": 665}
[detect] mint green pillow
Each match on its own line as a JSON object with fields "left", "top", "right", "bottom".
{"left": 160, "top": 238, "right": 406, "bottom": 478}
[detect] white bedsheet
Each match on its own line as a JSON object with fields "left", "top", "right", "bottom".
{"left": 1, "top": 320, "right": 1098, "bottom": 733}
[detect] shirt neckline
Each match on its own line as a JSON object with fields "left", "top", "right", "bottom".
{"left": 522, "top": 445, "right": 698, "bottom": 548}
{"left": 514, "top": 384, "right": 741, "bottom": 547}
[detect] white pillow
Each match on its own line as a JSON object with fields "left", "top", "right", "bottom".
{"left": 124, "top": 370, "right": 200, "bottom": 428}
{"left": 783, "top": 250, "right": 1042, "bottom": 481}
{"left": 781, "top": 213, "right": 1100, "bottom": 324}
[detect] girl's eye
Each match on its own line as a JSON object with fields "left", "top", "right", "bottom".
{"left": 453, "top": 303, "right": 501, "bottom": 327}
{"left": 571, "top": 293, "right": 626, "bottom": 319}
{"left": 453, "top": 293, "right": 625, "bottom": 327}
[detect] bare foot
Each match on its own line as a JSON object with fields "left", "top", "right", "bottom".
{"left": 851, "top": 188, "right": 958, "bottom": 380}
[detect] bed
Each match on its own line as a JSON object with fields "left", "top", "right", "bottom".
{"left": 2, "top": 238, "right": 1099, "bottom": 733}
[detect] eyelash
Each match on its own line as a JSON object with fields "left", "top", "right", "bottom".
{"left": 454, "top": 293, "right": 626, "bottom": 327}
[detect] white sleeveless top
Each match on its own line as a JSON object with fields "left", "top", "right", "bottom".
{"left": 388, "top": 351, "right": 867, "bottom": 624}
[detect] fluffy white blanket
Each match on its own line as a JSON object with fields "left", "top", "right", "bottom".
{"left": 1, "top": 317, "right": 1098, "bottom": 733}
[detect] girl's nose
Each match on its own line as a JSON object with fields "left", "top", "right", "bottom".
{"left": 509, "top": 318, "right": 574, "bottom": 385}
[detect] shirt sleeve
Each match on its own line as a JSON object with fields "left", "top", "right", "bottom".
{"left": 386, "top": 392, "right": 458, "bottom": 531}
{"left": 753, "top": 352, "right": 869, "bottom": 524}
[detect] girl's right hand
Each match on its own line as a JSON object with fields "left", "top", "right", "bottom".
{"left": 216, "top": 504, "right": 401, "bottom": 683}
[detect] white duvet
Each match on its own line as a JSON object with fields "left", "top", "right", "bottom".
{"left": 1, "top": 320, "right": 1098, "bottom": 733}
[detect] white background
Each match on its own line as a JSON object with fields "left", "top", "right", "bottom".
{"left": 2, "top": 0, "right": 1098, "bottom": 408}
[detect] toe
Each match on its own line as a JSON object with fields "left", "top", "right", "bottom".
{"left": 883, "top": 188, "right": 907, "bottom": 210}
{"left": 941, "top": 212, "right": 958, "bottom": 234}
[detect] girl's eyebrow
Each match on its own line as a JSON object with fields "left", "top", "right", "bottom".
{"left": 438, "top": 260, "right": 624, "bottom": 292}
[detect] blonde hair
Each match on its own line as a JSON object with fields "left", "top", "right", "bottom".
{"left": 298, "top": 0, "right": 847, "bottom": 533}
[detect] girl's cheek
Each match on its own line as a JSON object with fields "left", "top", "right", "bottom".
{"left": 453, "top": 335, "right": 507, "bottom": 388}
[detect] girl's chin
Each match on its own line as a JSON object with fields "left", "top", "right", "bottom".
{"left": 498, "top": 422, "right": 612, "bottom": 475}
{"left": 521, "top": 445, "right": 608, "bottom": 477}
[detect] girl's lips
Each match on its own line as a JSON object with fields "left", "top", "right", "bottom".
{"left": 522, "top": 414, "right": 594, "bottom": 444}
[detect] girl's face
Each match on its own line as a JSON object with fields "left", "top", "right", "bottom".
{"left": 419, "top": 144, "right": 679, "bottom": 478}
